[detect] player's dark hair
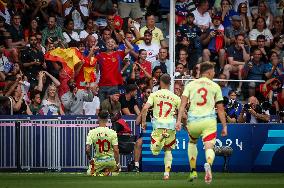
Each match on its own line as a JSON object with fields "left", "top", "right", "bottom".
{"left": 160, "top": 74, "right": 171, "bottom": 85}
{"left": 200, "top": 61, "right": 215, "bottom": 75}
{"left": 98, "top": 110, "right": 109, "bottom": 120}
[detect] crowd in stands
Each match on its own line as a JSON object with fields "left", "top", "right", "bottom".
{"left": 0, "top": 0, "right": 284, "bottom": 124}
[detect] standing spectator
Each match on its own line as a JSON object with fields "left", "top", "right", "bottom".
{"left": 61, "top": 79, "right": 93, "bottom": 115}
{"left": 21, "top": 35, "right": 45, "bottom": 85}
{"left": 237, "top": 2, "right": 252, "bottom": 33}
{"left": 119, "top": 84, "right": 140, "bottom": 115}
{"left": 7, "top": 13, "right": 26, "bottom": 48}
{"left": 117, "top": 0, "right": 143, "bottom": 20}
{"left": 176, "top": 48, "right": 189, "bottom": 70}
{"left": 223, "top": 33, "right": 250, "bottom": 94}
{"left": 249, "top": 16, "right": 273, "bottom": 47}
{"left": 140, "top": 12, "right": 167, "bottom": 48}
{"left": 83, "top": 83, "right": 100, "bottom": 115}
{"left": 202, "top": 14, "right": 226, "bottom": 71}
{"left": 192, "top": 0, "right": 211, "bottom": 31}
{"left": 41, "top": 16, "right": 65, "bottom": 47}
{"left": 177, "top": 13, "right": 202, "bottom": 70}
{"left": 121, "top": 17, "right": 141, "bottom": 39}
{"left": 63, "top": 18, "right": 80, "bottom": 47}
{"left": 135, "top": 49, "right": 152, "bottom": 78}
{"left": 138, "top": 30, "right": 160, "bottom": 64}
{"left": 100, "top": 89, "right": 121, "bottom": 121}
{"left": 118, "top": 31, "right": 139, "bottom": 65}
{"left": 97, "top": 37, "right": 134, "bottom": 101}
{"left": 152, "top": 47, "right": 170, "bottom": 74}
{"left": 40, "top": 84, "right": 65, "bottom": 115}
{"left": 97, "top": 28, "right": 112, "bottom": 52}
{"left": 65, "top": 0, "right": 88, "bottom": 30}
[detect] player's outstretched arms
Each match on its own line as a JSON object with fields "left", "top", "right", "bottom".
{"left": 216, "top": 103, "right": 228, "bottom": 137}
{"left": 176, "top": 96, "right": 188, "bottom": 131}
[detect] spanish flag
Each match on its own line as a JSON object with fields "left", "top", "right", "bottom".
{"left": 44, "top": 48, "right": 96, "bottom": 84}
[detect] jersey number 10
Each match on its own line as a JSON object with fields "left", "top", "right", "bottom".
{"left": 96, "top": 139, "right": 111, "bottom": 153}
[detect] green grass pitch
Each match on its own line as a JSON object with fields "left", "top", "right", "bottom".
{"left": 1, "top": 172, "right": 284, "bottom": 188}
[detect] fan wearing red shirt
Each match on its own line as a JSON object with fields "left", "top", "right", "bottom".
{"left": 135, "top": 49, "right": 152, "bottom": 78}
{"left": 97, "top": 37, "right": 134, "bottom": 101}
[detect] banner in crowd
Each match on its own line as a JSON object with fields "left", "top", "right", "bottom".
{"left": 142, "top": 123, "right": 284, "bottom": 172}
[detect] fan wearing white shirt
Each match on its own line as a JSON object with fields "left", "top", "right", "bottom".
{"left": 63, "top": 18, "right": 80, "bottom": 44}
{"left": 83, "top": 83, "right": 100, "bottom": 115}
{"left": 192, "top": 0, "right": 212, "bottom": 31}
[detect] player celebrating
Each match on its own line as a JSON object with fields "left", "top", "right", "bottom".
{"left": 176, "top": 61, "right": 227, "bottom": 184}
{"left": 141, "top": 74, "right": 181, "bottom": 180}
{"left": 85, "top": 110, "right": 120, "bottom": 176}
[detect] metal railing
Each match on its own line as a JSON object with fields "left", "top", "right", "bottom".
{"left": 0, "top": 116, "right": 139, "bottom": 172}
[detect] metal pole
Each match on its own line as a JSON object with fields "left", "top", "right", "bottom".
{"left": 15, "top": 121, "right": 20, "bottom": 171}
{"left": 169, "top": 0, "right": 175, "bottom": 91}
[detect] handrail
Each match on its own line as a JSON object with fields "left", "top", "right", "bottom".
{"left": 175, "top": 78, "right": 265, "bottom": 83}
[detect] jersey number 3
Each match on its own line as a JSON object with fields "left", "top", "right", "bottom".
{"left": 197, "top": 87, "right": 208, "bottom": 106}
{"left": 157, "top": 101, "right": 173, "bottom": 118}
{"left": 96, "top": 139, "right": 111, "bottom": 153}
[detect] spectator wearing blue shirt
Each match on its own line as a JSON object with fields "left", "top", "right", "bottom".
{"left": 152, "top": 48, "right": 170, "bottom": 74}
{"left": 218, "top": 73, "right": 232, "bottom": 97}
{"left": 219, "top": 0, "right": 239, "bottom": 28}
{"left": 264, "top": 51, "right": 284, "bottom": 79}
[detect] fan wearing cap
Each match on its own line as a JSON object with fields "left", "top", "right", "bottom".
{"left": 202, "top": 14, "right": 226, "bottom": 70}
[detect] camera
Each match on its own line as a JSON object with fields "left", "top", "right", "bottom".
{"left": 243, "top": 103, "right": 252, "bottom": 112}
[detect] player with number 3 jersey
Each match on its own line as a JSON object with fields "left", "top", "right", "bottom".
{"left": 141, "top": 74, "right": 181, "bottom": 180}
{"left": 86, "top": 111, "right": 120, "bottom": 176}
{"left": 176, "top": 61, "right": 227, "bottom": 184}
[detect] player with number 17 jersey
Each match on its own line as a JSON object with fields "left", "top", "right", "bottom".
{"left": 147, "top": 89, "right": 181, "bottom": 129}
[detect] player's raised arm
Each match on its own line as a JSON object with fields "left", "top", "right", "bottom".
{"left": 176, "top": 95, "right": 188, "bottom": 131}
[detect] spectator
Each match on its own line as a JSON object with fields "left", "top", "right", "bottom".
{"left": 224, "top": 15, "right": 249, "bottom": 46}
{"left": 61, "top": 79, "right": 93, "bottom": 115}
{"left": 202, "top": 14, "right": 226, "bottom": 71}
{"left": 175, "top": 0, "right": 195, "bottom": 26}
{"left": 251, "top": 34, "right": 270, "bottom": 63}
{"left": 90, "top": 0, "right": 114, "bottom": 18}
{"left": 151, "top": 66, "right": 163, "bottom": 91}
{"left": 62, "top": 18, "right": 80, "bottom": 47}
{"left": 135, "top": 49, "right": 152, "bottom": 79}
{"left": 223, "top": 33, "right": 250, "bottom": 94}
{"left": 152, "top": 47, "right": 170, "bottom": 74}
{"left": 97, "top": 28, "right": 112, "bottom": 52}
{"left": 264, "top": 51, "right": 283, "bottom": 79}
{"left": 192, "top": 0, "right": 211, "bottom": 31}
{"left": 272, "top": 36, "right": 284, "bottom": 62}
{"left": 24, "top": 18, "right": 41, "bottom": 43}
{"left": 140, "top": 12, "right": 167, "bottom": 48}
{"left": 40, "top": 84, "right": 65, "bottom": 115}
{"left": 176, "top": 48, "right": 189, "bottom": 70}
{"left": 79, "top": 17, "right": 98, "bottom": 41}
{"left": 243, "top": 48, "right": 270, "bottom": 97}
{"left": 7, "top": 13, "right": 26, "bottom": 48}
{"left": 41, "top": 16, "right": 65, "bottom": 47}
{"left": 177, "top": 13, "right": 202, "bottom": 70}
{"left": 121, "top": 17, "right": 140, "bottom": 39}
{"left": 225, "top": 90, "right": 242, "bottom": 123}
{"left": 249, "top": 16, "right": 273, "bottom": 47}
{"left": 119, "top": 84, "right": 140, "bottom": 115}
{"left": 175, "top": 63, "right": 185, "bottom": 78}
{"left": 271, "top": 16, "right": 284, "bottom": 39}
{"left": 237, "top": 96, "right": 270, "bottom": 123}
{"left": 100, "top": 89, "right": 121, "bottom": 121}
{"left": 218, "top": 73, "right": 232, "bottom": 97}
{"left": 97, "top": 37, "right": 134, "bottom": 101}
{"left": 65, "top": 0, "right": 88, "bottom": 30}
{"left": 257, "top": 0, "right": 273, "bottom": 30}
{"left": 83, "top": 83, "right": 100, "bottom": 115}
{"left": 237, "top": 2, "right": 252, "bottom": 33}
{"left": 138, "top": 30, "right": 160, "bottom": 64}
{"left": 219, "top": 0, "right": 238, "bottom": 29}
{"left": 21, "top": 35, "right": 45, "bottom": 85}
{"left": 29, "top": 89, "right": 42, "bottom": 115}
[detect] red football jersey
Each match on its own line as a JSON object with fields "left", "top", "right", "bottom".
{"left": 97, "top": 51, "right": 125, "bottom": 86}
